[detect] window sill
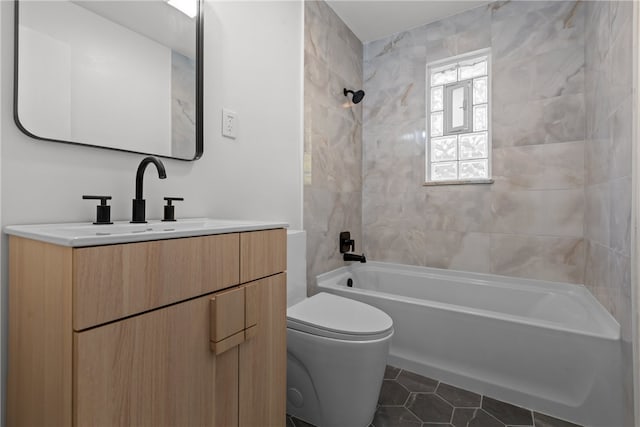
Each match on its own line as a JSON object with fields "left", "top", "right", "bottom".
{"left": 423, "top": 179, "right": 494, "bottom": 187}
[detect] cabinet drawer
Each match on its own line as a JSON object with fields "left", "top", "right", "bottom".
{"left": 73, "top": 233, "right": 240, "bottom": 330}
{"left": 240, "top": 229, "right": 286, "bottom": 283}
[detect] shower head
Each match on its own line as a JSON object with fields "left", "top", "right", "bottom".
{"left": 343, "top": 88, "right": 365, "bottom": 104}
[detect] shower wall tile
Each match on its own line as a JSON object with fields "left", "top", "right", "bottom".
{"left": 490, "top": 234, "right": 585, "bottom": 283}
{"left": 304, "top": 1, "right": 363, "bottom": 292}
{"left": 362, "top": 1, "right": 587, "bottom": 285}
{"left": 491, "top": 1, "right": 584, "bottom": 61}
{"left": 492, "top": 94, "right": 586, "bottom": 147}
{"left": 583, "top": 1, "right": 633, "bottom": 420}
{"left": 610, "top": 97, "right": 632, "bottom": 180}
{"left": 490, "top": 189, "right": 584, "bottom": 238}
{"left": 584, "top": 182, "right": 611, "bottom": 246}
{"left": 609, "top": 176, "right": 632, "bottom": 257}
{"left": 492, "top": 141, "right": 584, "bottom": 191}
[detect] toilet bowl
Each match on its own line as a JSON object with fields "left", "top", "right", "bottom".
{"left": 286, "top": 292, "right": 393, "bottom": 427}
{"left": 285, "top": 230, "right": 393, "bottom": 427}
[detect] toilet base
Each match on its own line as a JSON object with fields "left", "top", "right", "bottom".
{"left": 286, "top": 327, "right": 393, "bottom": 427}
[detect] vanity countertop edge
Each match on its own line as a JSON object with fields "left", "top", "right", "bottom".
{"left": 4, "top": 218, "right": 289, "bottom": 247}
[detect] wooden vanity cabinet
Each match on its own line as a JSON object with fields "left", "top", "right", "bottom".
{"left": 7, "top": 228, "right": 286, "bottom": 427}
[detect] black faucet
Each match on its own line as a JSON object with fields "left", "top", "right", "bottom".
{"left": 131, "top": 156, "right": 167, "bottom": 223}
{"left": 339, "top": 231, "right": 366, "bottom": 263}
{"left": 343, "top": 252, "right": 367, "bottom": 263}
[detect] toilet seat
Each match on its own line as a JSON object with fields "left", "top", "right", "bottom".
{"left": 287, "top": 293, "right": 393, "bottom": 341}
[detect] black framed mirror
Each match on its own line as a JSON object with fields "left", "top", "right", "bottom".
{"left": 14, "top": 0, "right": 203, "bottom": 161}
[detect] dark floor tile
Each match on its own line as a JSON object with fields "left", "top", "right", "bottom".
{"left": 379, "top": 380, "right": 411, "bottom": 406}
{"left": 396, "top": 370, "right": 439, "bottom": 392}
{"left": 424, "top": 424, "right": 454, "bottom": 426}
{"left": 482, "top": 397, "right": 532, "bottom": 426}
{"left": 468, "top": 409, "right": 504, "bottom": 427}
{"left": 290, "top": 416, "right": 316, "bottom": 427}
{"left": 373, "top": 406, "right": 422, "bottom": 427}
{"left": 407, "top": 393, "right": 454, "bottom": 423}
{"left": 533, "top": 412, "right": 582, "bottom": 427}
{"left": 385, "top": 365, "right": 402, "bottom": 379}
{"left": 286, "top": 416, "right": 296, "bottom": 427}
{"left": 452, "top": 408, "right": 477, "bottom": 427}
{"left": 436, "top": 383, "right": 482, "bottom": 407}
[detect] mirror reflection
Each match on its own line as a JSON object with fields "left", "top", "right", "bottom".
{"left": 15, "top": 0, "right": 202, "bottom": 160}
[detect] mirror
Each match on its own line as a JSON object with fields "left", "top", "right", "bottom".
{"left": 14, "top": 0, "right": 203, "bottom": 160}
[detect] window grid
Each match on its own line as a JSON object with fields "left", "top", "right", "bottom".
{"left": 426, "top": 50, "right": 491, "bottom": 183}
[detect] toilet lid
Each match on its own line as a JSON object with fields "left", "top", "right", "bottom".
{"left": 287, "top": 293, "right": 393, "bottom": 339}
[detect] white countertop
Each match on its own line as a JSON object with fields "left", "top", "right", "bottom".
{"left": 4, "top": 218, "right": 288, "bottom": 247}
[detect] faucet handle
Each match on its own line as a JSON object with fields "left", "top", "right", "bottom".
{"left": 82, "top": 195, "right": 113, "bottom": 225}
{"left": 162, "top": 197, "right": 184, "bottom": 222}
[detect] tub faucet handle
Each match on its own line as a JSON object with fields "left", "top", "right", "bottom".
{"left": 339, "top": 231, "right": 355, "bottom": 253}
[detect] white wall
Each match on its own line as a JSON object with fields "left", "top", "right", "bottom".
{"left": 0, "top": 0, "right": 303, "bottom": 421}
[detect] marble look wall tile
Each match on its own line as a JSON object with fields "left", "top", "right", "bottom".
{"left": 610, "top": 97, "right": 632, "bottom": 180}
{"left": 304, "top": 188, "right": 362, "bottom": 279}
{"left": 491, "top": 189, "right": 584, "bottom": 237}
{"left": 609, "top": 251, "right": 632, "bottom": 339}
{"left": 422, "top": 5, "right": 492, "bottom": 42}
{"left": 584, "top": 183, "right": 611, "bottom": 246}
{"left": 364, "top": 186, "right": 493, "bottom": 234}
{"left": 360, "top": 0, "right": 588, "bottom": 285}
{"left": 328, "top": 30, "right": 363, "bottom": 85}
{"left": 491, "top": 1, "right": 584, "bottom": 62}
{"left": 304, "top": 0, "right": 362, "bottom": 291}
{"left": 610, "top": 0, "right": 633, "bottom": 44}
{"left": 582, "top": 5, "right": 633, "bottom": 393}
{"left": 365, "top": 228, "right": 491, "bottom": 274}
{"left": 304, "top": 5, "right": 329, "bottom": 62}
{"left": 493, "top": 39, "right": 584, "bottom": 106}
{"left": 490, "top": 234, "right": 585, "bottom": 283}
{"left": 424, "top": 37, "right": 459, "bottom": 64}
{"left": 492, "top": 141, "right": 584, "bottom": 191}
{"left": 609, "top": 21, "right": 632, "bottom": 109}
{"left": 609, "top": 177, "right": 631, "bottom": 256}
{"left": 421, "top": 187, "right": 493, "bottom": 233}
{"left": 364, "top": 226, "right": 431, "bottom": 267}
{"left": 584, "top": 240, "right": 611, "bottom": 303}
{"left": 533, "top": 45, "right": 584, "bottom": 100}
{"left": 304, "top": 50, "right": 331, "bottom": 108}
{"left": 585, "top": 123, "right": 612, "bottom": 185}
{"left": 363, "top": 81, "right": 425, "bottom": 125}
{"left": 364, "top": 46, "right": 427, "bottom": 93}
{"left": 304, "top": 188, "right": 358, "bottom": 233}
{"left": 362, "top": 119, "right": 425, "bottom": 193}
{"left": 493, "top": 94, "right": 585, "bottom": 147}
{"left": 366, "top": 27, "right": 427, "bottom": 60}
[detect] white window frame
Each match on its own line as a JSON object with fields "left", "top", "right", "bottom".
{"left": 425, "top": 48, "right": 493, "bottom": 185}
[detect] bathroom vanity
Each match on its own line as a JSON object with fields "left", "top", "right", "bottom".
{"left": 5, "top": 221, "right": 287, "bottom": 426}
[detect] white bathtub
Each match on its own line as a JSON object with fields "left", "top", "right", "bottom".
{"left": 317, "top": 261, "right": 623, "bottom": 427}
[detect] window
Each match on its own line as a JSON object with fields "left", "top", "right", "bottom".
{"left": 426, "top": 49, "right": 491, "bottom": 184}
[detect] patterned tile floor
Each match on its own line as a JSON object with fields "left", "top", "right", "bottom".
{"left": 287, "top": 365, "right": 582, "bottom": 427}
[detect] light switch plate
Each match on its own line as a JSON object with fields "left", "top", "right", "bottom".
{"left": 222, "top": 108, "right": 237, "bottom": 139}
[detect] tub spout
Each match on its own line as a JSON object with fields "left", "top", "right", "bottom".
{"left": 344, "top": 252, "right": 366, "bottom": 263}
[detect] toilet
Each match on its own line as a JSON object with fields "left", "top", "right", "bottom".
{"left": 286, "top": 230, "right": 394, "bottom": 427}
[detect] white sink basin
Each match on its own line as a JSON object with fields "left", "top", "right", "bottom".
{"left": 4, "top": 218, "right": 288, "bottom": 247}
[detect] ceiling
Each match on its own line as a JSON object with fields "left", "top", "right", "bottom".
{"left": 326, "top": 1, "right": 490, "bottom": 43}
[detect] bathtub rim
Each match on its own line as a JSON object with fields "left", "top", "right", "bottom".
{"left": 317, "top": 261, "right": 620, "bottom": 341}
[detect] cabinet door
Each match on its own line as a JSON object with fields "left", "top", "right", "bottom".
{"left": 74, "top": 294, "right": 237, "bottom": 427}
{"left": 239, "top": 273, "right": 287, "bottom": 427}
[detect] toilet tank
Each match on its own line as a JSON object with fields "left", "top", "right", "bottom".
{"left": 287, "top": 230, "right": 307, "bottom": 308}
